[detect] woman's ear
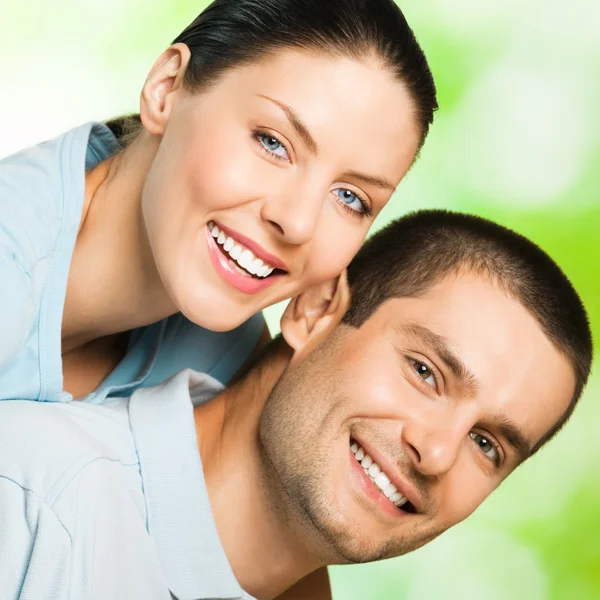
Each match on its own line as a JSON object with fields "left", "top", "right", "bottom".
{"left": 280, "top": 271, "right": 350, "bottom": 355}
{"left": 140, "top": 43, "right": 191, "bottom": 135}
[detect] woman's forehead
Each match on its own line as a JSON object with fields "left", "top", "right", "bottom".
{"left": 197, "top": 49, "right": 421, "bottom": 180}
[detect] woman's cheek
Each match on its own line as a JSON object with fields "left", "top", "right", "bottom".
{"left": 306, "top": 226, "right": 365, "bottom": 283}
{"left": 189, "top": 144, "right": 267, "bottom": 212}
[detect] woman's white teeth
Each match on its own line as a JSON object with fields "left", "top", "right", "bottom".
{"left": 249, "top": 258, "right": 264, "bottom": 275}
{"left": 208, "top": 223, "right": 275, "bottom": 278}
{"left": 351, "top": 441, "right": 408, "bottom": 508}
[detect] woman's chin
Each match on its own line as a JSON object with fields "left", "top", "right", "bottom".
{"left": 176, "top": 294, "right": 253, "bottom": 333}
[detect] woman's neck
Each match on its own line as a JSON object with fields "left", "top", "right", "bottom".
{"left": 62, "top": 131, "right": 176, "bottom": 352}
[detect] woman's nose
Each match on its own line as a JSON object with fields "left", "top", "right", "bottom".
{"left": 260, "top": 185, "right": 324, "bottom": 246}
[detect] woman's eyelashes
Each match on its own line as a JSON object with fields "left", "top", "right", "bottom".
{"left": 334, "top": 188, "right": 373, "bottom": 217}
{"left": 253, "top": 130, "right": 291, "bottom": 162}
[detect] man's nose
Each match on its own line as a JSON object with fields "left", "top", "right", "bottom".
{"left": 400, "top": 415, "right": 469, "bottom": 477}
{"left": 259, "top": 183, "right": 324, "bottom": 246}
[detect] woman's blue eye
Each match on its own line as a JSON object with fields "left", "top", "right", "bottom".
{"left": 259, "top": 134, "right": 289, "bottom": 160}
{"left": 334, "top": 188, "right": 365, "bottom": 213}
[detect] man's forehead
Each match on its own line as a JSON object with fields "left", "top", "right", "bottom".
{"left": 374, "top": 274, "right": 533, "bottom": 338}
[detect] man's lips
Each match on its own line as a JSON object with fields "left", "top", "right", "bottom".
{"left": 214, "top": 222, "right": 289, "bottom": 272}
{"left": 352, "top": 435, "right": 423, "bottom": 514}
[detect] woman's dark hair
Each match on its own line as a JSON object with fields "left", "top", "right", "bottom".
{"left": 107, "top": 0, "right": 437, "bottom": 150}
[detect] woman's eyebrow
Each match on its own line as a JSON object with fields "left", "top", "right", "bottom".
{"left": 343, "top": 170, "right": 396, "bottom": 191}
{"left": 256, "top": 94, "right": 319, "bottom": 155}
{"left": 256, "top": 94, "right": 396, "bottom": 191}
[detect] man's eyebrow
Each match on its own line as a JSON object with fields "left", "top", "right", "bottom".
{"left": 257, "top": 94, "right": 319, "bottom": 155}
{"left": 396, "top": 323, "right": 480, "bottom": 398}
{"left": 490, "top": 414, "right": 532, "bottom": 464}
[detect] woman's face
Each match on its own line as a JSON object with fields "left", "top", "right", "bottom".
{"left": 142, "top": 49, "right": 422, "bottom": 331}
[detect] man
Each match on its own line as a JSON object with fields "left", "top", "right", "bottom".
{"left": 0, "top": 210, "right": 592, "bottom": 600}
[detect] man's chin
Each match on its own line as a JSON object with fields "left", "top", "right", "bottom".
{"left": 316, "top": 526, "right": 414, "bottom": 565}
{"left": 301, "top": 500, "right": 417, "bottom": 565}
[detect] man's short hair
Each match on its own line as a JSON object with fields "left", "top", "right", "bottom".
{"left": 343, "top": 210, "right": 593, "bottom": 453}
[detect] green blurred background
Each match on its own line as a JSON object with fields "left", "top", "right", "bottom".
{"left": 1, "top": 1, "right": 598, "bottom": 598}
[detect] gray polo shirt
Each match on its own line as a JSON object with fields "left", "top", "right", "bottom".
{"left": 0, "top": 369, "right": 255, "bottom": 600}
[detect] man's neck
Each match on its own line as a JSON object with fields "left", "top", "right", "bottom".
{"left": 194, "top": 345, "right": 325, "bottom": 599}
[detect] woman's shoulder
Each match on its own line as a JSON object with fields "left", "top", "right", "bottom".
{"left": 0, "top": 123, "right": 115, "bottom": 392}
{"left": 0, "top": 123, "right": 96, "bottom": 270}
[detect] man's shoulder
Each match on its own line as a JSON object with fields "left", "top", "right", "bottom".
{"left": 0, "top": 399, "right": 138, "bottom": 506}
{"left": 0, "top": 398, "right": 167, "bottom": 600}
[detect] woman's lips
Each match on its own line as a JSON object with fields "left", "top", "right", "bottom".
{"left": 214, "top": 221, "right": 288, "bottom": 272}
{"left": 206, "top": 225, "right": 284, "bottom": 295}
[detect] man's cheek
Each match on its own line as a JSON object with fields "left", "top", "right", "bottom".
{"left": 440, "top": 477, "right": 491, "bottom": 526}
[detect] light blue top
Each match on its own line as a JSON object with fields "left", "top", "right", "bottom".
{"left": 0, "top": 123, "right": 264, "bottom": 402}
{"left": 0, "top": 369, "right": 256, "bottom": 600}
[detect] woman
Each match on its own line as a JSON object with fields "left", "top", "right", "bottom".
{"left": 0, "top": 0, "right": 437, "bottom": 402}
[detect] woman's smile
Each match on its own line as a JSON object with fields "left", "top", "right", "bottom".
{"left": 206, "top": 221, "right": 287, "bottom": 295}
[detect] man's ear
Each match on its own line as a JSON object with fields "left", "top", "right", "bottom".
{"left": 140, "top": 43, "right": 191, "bottom": 136}
{"left": 280, "top": 271, "right": 350, "bottom": 354}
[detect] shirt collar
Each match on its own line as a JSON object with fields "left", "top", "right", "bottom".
{"left": 128, "top": 369, "right": 256, "bottom": 600}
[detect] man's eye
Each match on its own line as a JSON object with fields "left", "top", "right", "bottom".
{"left": 470, "top": 432, "right": 500, "bottom": 464}
{"left": 410, "top": 359, "right": 436, "bottom": 388}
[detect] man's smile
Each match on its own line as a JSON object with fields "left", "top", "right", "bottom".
{"left": 349, "top": 437, "right": 420, "bottom": 517}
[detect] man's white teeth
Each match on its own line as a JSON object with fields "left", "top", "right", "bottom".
{"left": 208, "top": 222, "right": 275, "bottom": 278}
{"left": 351, "top": 441, "right": 408, "bottom": 508}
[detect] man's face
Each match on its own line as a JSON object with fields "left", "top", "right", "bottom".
{"left": 259, "top": 273, "right": 575, "bottom": 563}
